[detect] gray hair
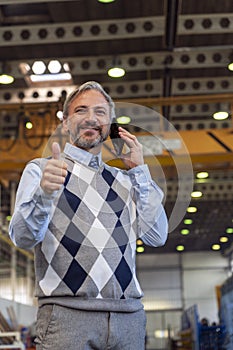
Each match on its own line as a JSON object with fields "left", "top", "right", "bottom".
{"left": 62, "top": 81, "right": 115, "bottom": 120}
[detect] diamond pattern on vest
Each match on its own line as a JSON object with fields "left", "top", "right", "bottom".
{"left": 37, "top": 162, "right": 142, "bottom": 300}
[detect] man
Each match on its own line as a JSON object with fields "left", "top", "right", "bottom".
{"left": 9, "top": 81, "right": 168, "bottom": 349}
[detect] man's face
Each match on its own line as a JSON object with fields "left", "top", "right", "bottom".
{"left": 63, "top": 89, "right": 111, "bottom": 151}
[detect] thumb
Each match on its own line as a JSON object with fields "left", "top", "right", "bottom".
{"left": 52, "top": 142, "right": 61, "bottom": 160}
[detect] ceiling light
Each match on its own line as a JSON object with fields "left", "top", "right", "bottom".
{"left": 0, "top": 62, "right": 14, "bottom": 84}
{"left": 136, "top": 246, "right": 144, "bottom": 253}
{"left": 0, "top": 74, "right": 14, "bottom": 84}
{"left": 196, "top": 172, "right": 209, "bottom": 179}
{"left": 32, "top": 61, "right": 46, "bottom": 74}
{"left": 98, "top": 0, "right": 115, "bottom": 3}
{"left": 226, "top": 228, "right": 233, "bottom": 234}
{"left": 213, "top": 111, "right": 229, "bottom": 120}
{"left": 228, "top": 62, "right": 233, "bottom": 71}
{"left": 191, "top": 191, "right": 203, "bottom": 198}
{"left": 176, "top": 245, "right": 184, "bottom": 252}
{"left": 25, "top": 121, "right": 33, "bottom": 129}
{"left": 108, "top": 66, "right": 125, "bottom": 78}
{"left": 30, "top": 72, "right": 72, "bottom": 82}
{"left": 212, "top": 244, "right": 220, "bottom": 251}
{"left": 108, "top": 56, "right": 125, "bottom": 78}
{"left": 24, "top": 117, "right": 33, "bottom": 129}
{"left": 220, "top": 236, "right": 228, "bottom": 243}
{"left": 181, "top": 229, "right": 190, "bottom": 235}
{"left": 116, "top": 116, "right": 131, "bottom": 124}
{"left": 56, "top": 110, "right": 64, "bottom": 120}
{"left": 187, "top": 206, "right": 197, "bottom": 213}
{"left": 184, "top": 219, "right": 193, "bottom": 225}
{"left": 20, "top": 61, "right": 73, "bottom": 87}
{"left": 136, "top": 239, "right": 143, "bottom": 246}
{"left": 48, "top": 60, "right": 62, "bottom": 74}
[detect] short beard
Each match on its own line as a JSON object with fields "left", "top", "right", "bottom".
{"left": 72, "top": 128, "right": 109, "bottom": 150}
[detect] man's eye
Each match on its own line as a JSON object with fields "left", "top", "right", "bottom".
{"left": 96, "top": 109, "right": 106, "bottom": 116}
{"left": 75, "top": 108, "right": 87, "bottom": 114}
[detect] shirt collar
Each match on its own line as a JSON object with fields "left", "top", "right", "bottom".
{"left": 63, "top": 142, "right": 102, "bottom": 166}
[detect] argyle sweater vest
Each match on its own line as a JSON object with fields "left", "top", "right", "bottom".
{"left": 34, "top": 156, "right": 144, "bottom": 311}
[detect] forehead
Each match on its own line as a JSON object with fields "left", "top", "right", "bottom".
{"left": 69, "top": 89, "right": 109, "bottom": 110}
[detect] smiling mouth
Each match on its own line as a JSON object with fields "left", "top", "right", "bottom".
{"left": 80, "top": 127, "right": 101, "bottom": 137}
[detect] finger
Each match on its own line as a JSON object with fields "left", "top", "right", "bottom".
{"left": 118, "top": 132, "right": 139, "bottom": 148}
{"left": 118, "top": 127, "right": 138, "bottom": 142}
{"left": 52, "top": 142, "right": 61, "bottom": 160}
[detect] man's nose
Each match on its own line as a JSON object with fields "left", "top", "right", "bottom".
{"left": 86, "top": 108, "right": 97, "bottom": 121}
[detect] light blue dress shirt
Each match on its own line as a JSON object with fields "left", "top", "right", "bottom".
{"left": 9, "top": 143, "right": 168, "bottom": 250}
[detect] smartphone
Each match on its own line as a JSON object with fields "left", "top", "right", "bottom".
{"left": 109, "top": 119, "right": 124, "bottom": 156}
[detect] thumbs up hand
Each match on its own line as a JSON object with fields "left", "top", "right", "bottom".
{"left": 40, "top": 142, "right": 68, "bottom": 194}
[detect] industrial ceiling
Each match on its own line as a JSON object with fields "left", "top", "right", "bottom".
{"left": 0, "top": 0, "right": 233, "bottom": 258}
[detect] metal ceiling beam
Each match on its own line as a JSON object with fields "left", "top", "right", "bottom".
{"left": 0, "top": 80, "right": 164, "bottom": 104}
{"left": 0, "top": 16, "right": 164, "bottom": 47}
{"left": 172, "top": 76, "right": 233, "bottom": 95}
{"left": 1, "top": 76, "right": 233, "bottom": 104}
{"left": 165, "top": 0, "right": 180, "bottom": 50}
{"left": 163, "top": 0, "right": 180, "bottom": 120}
{"left": 2, "top": 46, "right": 231, "bottom": 80}
{"left": 0, "top": 13, "right": 232, "bottom": 47}
{"left": 1, "top": 89, "right": 233, "bottom": 107}
{"left": 178, "top": 13, "right": 233, "bottom": 35}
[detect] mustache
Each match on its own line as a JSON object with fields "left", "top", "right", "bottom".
{"left": 79, "top": 121, "right": 102, "bottom": 131}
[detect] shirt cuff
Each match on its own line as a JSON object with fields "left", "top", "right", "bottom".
{"left": 128, "top": 164, "right": 164, "bottom": 197}
{"left": 32, "top": 186, "right": 57, "bottom": 210}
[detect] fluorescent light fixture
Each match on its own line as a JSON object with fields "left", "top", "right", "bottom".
{"left": 98, "top": 0, "right": 115, "bottom": 3}
{"left": 176, "top": 245, "right": 184, "bottom": 252}
{"left": 220, "top": 237, "right": 228, "bottom": 243}
{"left": 0, "top": 62, "right": 14, "bottom": 84}
{"left": 196, "top": 171, "right": 209, "bottom": 179}
{"left": 184, "top": 219, "right": 193, "bottom": 225}
{"left": 117, "top": 116, "right": 131, "bottom": 124}
{"left": 213, "top": 111, "right": 229, "bottom": 120}
{"left": 226, "top": 228, "right": 233, "bottom": 234}
{"left": 30, "top": 72, "right": 72, "bottom": 82}
{"left": 0, "top": 74, "right": 14, "bottom": 84}
{"left": 108, "top": 67, "right": 125, "bottom": 78}
{"left": 136, "top": 246, "right": 144, "bottom": 253}
{"left": 181, "top": 229, "right": 190, "bottom": 235}
{"left": 191, "top": 191, "right": 203, "bottom": 198}
{"left": 212, "top": 244, "right": 220, "bottom": 251}
{"left": 19, "top": 61, "right": 73, "bottom": 87}
{"left": 228, "top": 62, "right": 233, "bottom": 71}
{"left": 136, "top": 239, "right": 143, "bottom": 246}
{"left": 187, "top": 206, "right": 197, "bottom": 213}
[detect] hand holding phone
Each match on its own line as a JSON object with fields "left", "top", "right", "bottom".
{"left": 109, "top": 119, "right": 125, "bottom": 156}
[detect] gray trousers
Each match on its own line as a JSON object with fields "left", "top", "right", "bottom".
{"left": 35, "top": 304, "right": 146, "bottom": 350}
